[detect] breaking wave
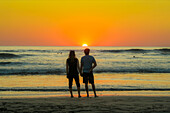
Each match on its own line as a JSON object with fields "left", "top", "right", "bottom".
{"left": 0, "top": 68, "right": 170, "bottom": 75}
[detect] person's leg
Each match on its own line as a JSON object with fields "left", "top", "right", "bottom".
{"left": 74, "top": 76, "right": 81, "bottom": 97}
{"left": 69, "top": 88, "right": 73, "bottom": 97}
{"left": 83, "top": 73, "right": 89, "bottom": 97}
{"left": 89, "top": 73, "right": 98, "bottom": 97}
{"left": 85, "top": 83, "right": 89, "bottom": 97}
{"left": 69, "top": 77, "right": 74, "bottom": 97}
{"left": 77, "top": 87, "right": 81, "bottom": 97}
{"left": 91, "top": 83, "right": 97, "bottom": 97}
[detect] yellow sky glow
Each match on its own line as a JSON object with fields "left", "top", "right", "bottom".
{"left": 0, "top": 0, "right": 170, "bottom": 46}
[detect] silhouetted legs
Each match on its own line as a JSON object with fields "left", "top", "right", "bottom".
{"left": 69, "top": 88, "right": 74, "bottom": 98}
{"left": 77, "top": 87, "right": 81, "bottom": 98}
{"left": 69, "top": 76, "right": 81, "bottom": 98}
{"left": 85, "top": 83, "right": 98, "bottom": 97}
{"left": 69, "top": 87, "right": 81, "bottom": 98}
{"left": 85, "top": 83, "right": 89, "bottom": 97}
{"left": 92, "top": 83, "right": 97, "bottom": 97}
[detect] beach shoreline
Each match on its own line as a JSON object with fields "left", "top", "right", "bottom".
{"left": 1, "top": 96, "right": 170, "bottom": 113}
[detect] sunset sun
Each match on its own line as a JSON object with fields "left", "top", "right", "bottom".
{"left": 82, "top": 44, "right": 88, "bottom": 47}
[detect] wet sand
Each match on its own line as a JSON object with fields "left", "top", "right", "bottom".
{"left": 0, "top": 96, "right": 170, "bottom": 113}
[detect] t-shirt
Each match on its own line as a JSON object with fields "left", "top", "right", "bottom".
{"left": 81, "top": 55, "right": 96, "bottom": 73}
{"left": 67, "top": 58, "right": 78, "bottom": 76}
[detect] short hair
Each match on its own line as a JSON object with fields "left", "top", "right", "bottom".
{"left": 84, "top": 48, "right": 90, "bottom": 55}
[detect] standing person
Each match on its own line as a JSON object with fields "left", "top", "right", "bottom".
{"left": 80, "top": 48, "right": 98, "bottom": 97}
{"left": 66, "top": 51, "right": 81, "bottom": 98}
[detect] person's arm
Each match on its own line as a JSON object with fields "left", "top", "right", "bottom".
{"left": 89, "top": 62, "right": 97, "bottom": 72}
{"left": 77, "top": 59, "right": 80, "bottom": 73}
{"left": 80, "top": 63, "right": 83, "bottom": 75}
{"left": 89, "top": 57, "right": 97, "bottom": 72}
{"left": 80, "top": 62, "right": 83, "bottom": 76}
{"left": 66, "top": 60, "right": 69, "bottom": 76}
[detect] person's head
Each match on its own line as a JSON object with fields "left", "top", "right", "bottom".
{"left": 84, "top": 48, "right": 90, "bottom": 55}
{"left": 69, "top": 50, "right": 76, "bottom": 59}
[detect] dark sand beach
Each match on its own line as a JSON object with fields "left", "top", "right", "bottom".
{"left": 1, "top": 96, "right": 170, "bottom": 113}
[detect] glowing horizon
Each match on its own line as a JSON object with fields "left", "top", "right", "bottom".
{"left": 0, "top": 0, "right": 170, "bottom": 46}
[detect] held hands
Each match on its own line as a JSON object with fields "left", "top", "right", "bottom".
{"left": 80, "top": 72, "right": 83, "bottom": 77}
{"left": 66, "top": 73, "right": 69, "bottom": 79}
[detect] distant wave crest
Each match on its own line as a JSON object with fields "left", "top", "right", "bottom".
{"left": 0, "top": 49, "right": 66, "bottom": 53}
{"left": 0, "top": 69, "right": 64, "bottom": 75}
{"left": 0, "top": 62, "right": 23, "bottom": 65}
{"left": 0, "top": 53, "right": 20, "bottom": 59}
{"left": 100, "top": 48, "right": 170, "bottom": 53}
{"left": 1, "top": 48, "right": 170, "bottom": 53}
{"left": 155, "top": 48, "right": 170, "bottom": 52}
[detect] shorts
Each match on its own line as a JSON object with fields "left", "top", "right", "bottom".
{"left": 83, "top": 72, "right": 94, "bottom": 84}
{"left": 68, "top": 75, "right": 80, "bottom": 88}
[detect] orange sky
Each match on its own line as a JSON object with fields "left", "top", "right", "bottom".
{"left": 0, "top": 0, "right": 170, "bottom": 46}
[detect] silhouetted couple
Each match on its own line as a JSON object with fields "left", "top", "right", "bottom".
{"left": 66, "top": 48, "right": 98, "bottom": 98}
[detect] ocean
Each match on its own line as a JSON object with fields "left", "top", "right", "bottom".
{"left": 0, "top": 46, "right": 170, "bottom": 98}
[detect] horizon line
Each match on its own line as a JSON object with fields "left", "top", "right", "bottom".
{"left": 0, "top": 45, "right": 170, "bottom": 47}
